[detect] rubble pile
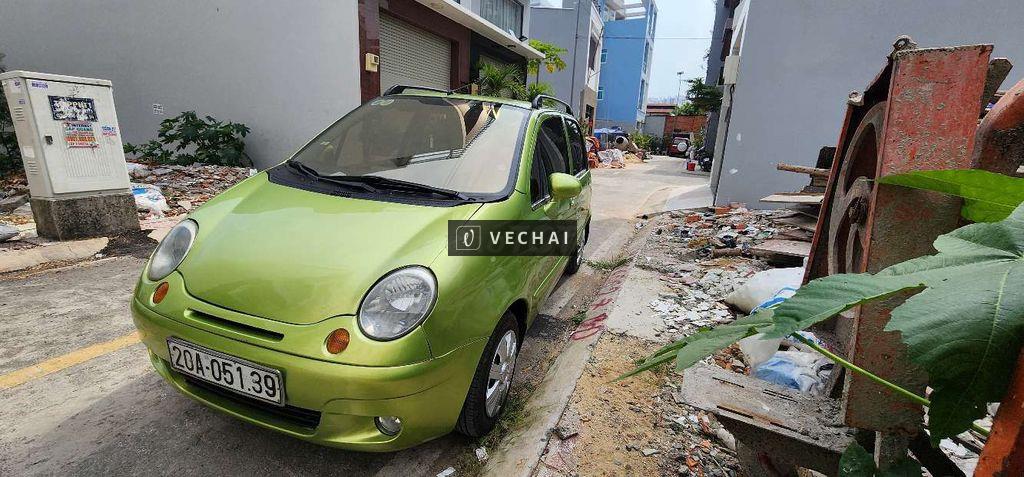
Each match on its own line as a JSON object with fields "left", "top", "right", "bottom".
{"left": 655, "top": 393, "right": 740, "bottom": 477}
{"left": 634, "top": 204, "right": 812, "bottom": 344}
{"left": 128, "top": 162, "right": 252, "bottom": 219}
{"left": 0, "top": 171, "right": 30, "bottom": 217}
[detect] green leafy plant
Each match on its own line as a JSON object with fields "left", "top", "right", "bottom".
{"left": 0, "top": 51, "right": 21, "bottom": 176}
{"left": 839, "top": 443, "right": 922, "bottom": 477}
{"left": 684, "top": 77, "right": 723, "bottom": 113}
{"left": 629, "top": 132, "right": 655, "bottom": 151}
{"left": 672, "top": 102, "right": 702, "bottom": 116}
{"left": 526, "top": 82, "right": 554, "bottom": 102}
{"left": 626, "top": 169, "right": 1024, "bottom": 447}
{"left": 124, "top": 111, "right": 251, "bottom": 166}
{"left": 526, "top": 39, "right": 567, "bottom": 84}
{"left": 476, "top": 62, "right": 527, "bottom": 101}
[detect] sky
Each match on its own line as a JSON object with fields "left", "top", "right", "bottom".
{"left": 646, "top": 0, "right": 717, "bottom": 103}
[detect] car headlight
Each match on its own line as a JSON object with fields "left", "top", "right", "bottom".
{"left": 147, "top": 219, "right": 198, "bottom": 281}
{"left": 358, "top": 266, "right": 437, "bottom": 341}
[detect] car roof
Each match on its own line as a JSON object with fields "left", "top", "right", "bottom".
{"left": 386, "top": 91, "right": 571, "bottom": 116}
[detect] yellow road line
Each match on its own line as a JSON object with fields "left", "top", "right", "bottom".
{"left": 0, "top": 331, "right": 141, "bottom": 390}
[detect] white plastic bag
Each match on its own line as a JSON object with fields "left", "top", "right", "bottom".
{"left": 724, "top": 267, "right": 805, "bottom": 313}
{"left": 132, "top": 183, "right": 170, "bottom": 217}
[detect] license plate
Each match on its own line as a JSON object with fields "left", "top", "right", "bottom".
{"left": 167, "top": 338, "right": 284, "bottom": 406}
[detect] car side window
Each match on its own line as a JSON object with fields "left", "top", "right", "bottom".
{"left": 530, "top": 142, "right": 550, "bottom": 205}
{"left": 565, "top": 119, "right": 587, "bottom": 175}
{"left": 539, "top": 117, "right": 570, "bottom": 175}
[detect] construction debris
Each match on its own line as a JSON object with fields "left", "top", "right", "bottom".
{"left": 759, "top": 192, "right": 824, "bottom": 205}
{"left": 127, "top": 162, "right": 252, "bottom": 219}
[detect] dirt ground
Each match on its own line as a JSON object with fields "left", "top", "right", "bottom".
{"left": 569, "top": 335, "right": 672, "bottom": 476}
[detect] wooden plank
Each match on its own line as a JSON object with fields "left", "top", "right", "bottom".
{"left": 760, "top": 193, "right": 824, "bottom": 205}
{"left": 776, "top": 163, "right": 830, "bottom": 177}
{"left": 750, "top": 239, "right": 812, "bottom": 257}
{"left": 776, "top": 215, "right": 819, "bottom": 232}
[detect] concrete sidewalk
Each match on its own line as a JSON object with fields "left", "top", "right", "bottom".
{"left": 483, "top": 157, "right": 711, "bottom": 476}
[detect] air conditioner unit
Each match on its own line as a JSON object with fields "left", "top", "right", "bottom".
{"left": 0, "top": 71, "right": 138, "bottom": 240}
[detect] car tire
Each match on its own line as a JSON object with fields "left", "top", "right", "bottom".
{"left": 455, "top": 311, "right": 520, "bottom": 438}
{"left": 564, "top": 226, "right": 587, "bottom": 275}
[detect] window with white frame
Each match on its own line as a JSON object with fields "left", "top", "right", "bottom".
{"left": 600, "top": 48, "right": 608, "bottom": 64}
{"left": 597, "top": 86, "right": 604, "bottom": 100}
{"left": 482, "top": 0, "right": 525, "bottom": 38}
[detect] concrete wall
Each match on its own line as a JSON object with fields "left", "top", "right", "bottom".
{"left": 702, "top": 0, "right": 733, "bottom": 157}
{"left": 529, "top": 6, "right": 579, "bottom": 107}
{"left": 0, "top": 0, "right": 361, "bottom": 169}
{"left": 714, "top": 0, "right": 1024, "bottom": 206}
{"left": 642, "top": 115, "right": 665, "bottom": 136}
{"left": 530, "top": 0, "right": 602, "bottom": 120}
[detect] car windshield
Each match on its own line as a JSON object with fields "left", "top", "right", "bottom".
{"left": 289, "top": 96, "right": 529, "bottom": 196}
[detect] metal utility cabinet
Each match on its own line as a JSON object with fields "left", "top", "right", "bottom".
{"left": 0, "top": 71, "right": 138, "bottom": 239}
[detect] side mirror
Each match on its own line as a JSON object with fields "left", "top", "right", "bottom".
{"left": 549, "top": 172, "right": 582, "bottom": 201}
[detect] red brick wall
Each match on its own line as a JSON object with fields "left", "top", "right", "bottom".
{"left": 663, "top": 115, "right": 707, "bottom": 136}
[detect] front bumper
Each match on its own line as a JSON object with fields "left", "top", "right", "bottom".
{"left": 131, "top": 298, "right": 485, "bottom": 451}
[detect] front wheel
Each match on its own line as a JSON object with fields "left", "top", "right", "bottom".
{"left": 455, "top": 312, "right": 520, "bottom": 437}
{"left": 564, "top": 226, "right": 587, "bottom": 275}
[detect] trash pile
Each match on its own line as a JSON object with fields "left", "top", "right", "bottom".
{"left": 586, "top": 135, "right": 646, "bottom": 169}
{"left": 636, "top": 204, "right": 823, "bottom": 387}
{"left": 128, "top": 162, "right": 253, "bottom": 219}
{"left": 0, "top": 172, "right": 30, "bottom": 216}
{"left": 595, "top": 149, "right": 626, "bottom": 168}
{"left": 0, "top": 172, "right": 33, "bottom": 244}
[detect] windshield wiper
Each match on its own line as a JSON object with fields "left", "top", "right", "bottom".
{"left": 285, "top": 160, "right": 377, "bottom": 193}
{"left": 334, "top": 175, "right": 472, "bottom": 201}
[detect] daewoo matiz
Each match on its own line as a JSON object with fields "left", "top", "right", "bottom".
{"left": 130, "top": 87, "right": 592, "bottom": 451}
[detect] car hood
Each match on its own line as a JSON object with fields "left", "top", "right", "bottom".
{"left": 178, "top": 173, "right": 480, "bottom": 324}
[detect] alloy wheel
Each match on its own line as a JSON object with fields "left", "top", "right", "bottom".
{"left": 485, "top": 330, "right": 518, "bottom": 417}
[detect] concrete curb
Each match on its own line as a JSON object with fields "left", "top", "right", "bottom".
{"left": 0, "top": 237, "right": 108, "bottom": 274}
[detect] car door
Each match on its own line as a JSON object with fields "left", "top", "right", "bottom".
{"left": 525, "top": 114, "right": 577, "bottom": 301}
{"left": 563, "top": 117, "right": 592, "bottom": 235}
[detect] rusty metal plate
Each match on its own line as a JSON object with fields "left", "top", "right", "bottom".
{"left": 845, "top": 45, "right": 993, "bottom": 433}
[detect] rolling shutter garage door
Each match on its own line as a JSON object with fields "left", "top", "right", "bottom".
{"left": 379, "top": 14, "right": 452, "bottom": 93}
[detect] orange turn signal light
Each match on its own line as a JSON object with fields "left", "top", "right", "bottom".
{"left": 153, "top": 282, "right": 170, "bottom": 304}
{"left": 326, "top": 328, "right": 350, "bottom": 354}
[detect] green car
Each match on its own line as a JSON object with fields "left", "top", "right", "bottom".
{"left": 130, "top": 88, "right": 593, "bottom": 451}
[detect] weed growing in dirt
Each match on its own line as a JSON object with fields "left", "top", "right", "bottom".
{"left": 585, "top": 255, "right": 631, "bottom": 271}
{"left": 452, "top": 381, "right": 537, "bottom": 474}
{"left": 572, "top": 310, "right": 587, "bottom": 325}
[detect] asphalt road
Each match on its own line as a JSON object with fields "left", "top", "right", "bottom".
{"left": 0, "top": 156, "right": 709, "bottom": 476}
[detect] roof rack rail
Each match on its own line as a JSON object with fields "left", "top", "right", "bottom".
{"left": 382, "top": 84, "right": 453, "bottom": 96}
{"left": 531, "top": 95, "right": 574, "bottom": 116}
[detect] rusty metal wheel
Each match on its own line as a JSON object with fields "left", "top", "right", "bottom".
{"left": 828, "top": 101, "right": 886, "bottom": 275}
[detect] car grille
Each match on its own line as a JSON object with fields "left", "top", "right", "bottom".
{"left": 183, "top": 376, "right": 322, "bottom": 431}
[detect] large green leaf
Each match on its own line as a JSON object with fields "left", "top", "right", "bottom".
{"left": 764, "top": 274, "right": 923, "bottom": 339}
{"left": 616, "top": 310, "right": 773, "bottom": 380}
{"left": 878, "top": 169, "right": 1024, "bottom": 222}
{"left": 771, "top": 203, "right": 1024, "bottom": 440}
{"left": 883, "top": 202, "right": 1024, "bottom": 442}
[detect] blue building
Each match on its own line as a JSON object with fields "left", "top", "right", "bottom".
{"left": 595, "top": 0, "right": 657, "bottom": 131}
